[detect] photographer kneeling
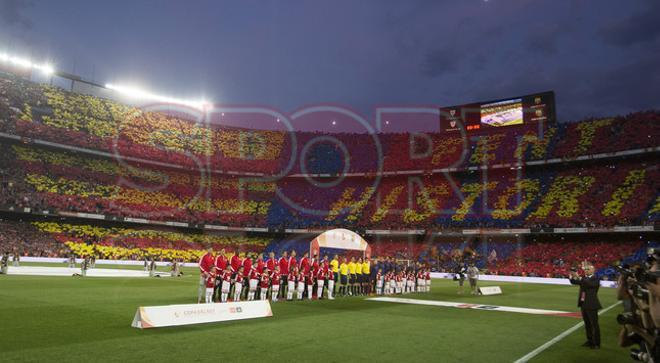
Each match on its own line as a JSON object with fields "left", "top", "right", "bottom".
{"left": 570, "top": 264, "right": 602, "bottom": 349}
{"left": 616, "top": 249, "right": 660, "bottom": 362}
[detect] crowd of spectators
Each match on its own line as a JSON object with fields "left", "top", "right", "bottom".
{"left": 0, "top": 140, "right": 657, "bottom": 230}
{"left": 489, "top": 240, "right": 643, "bottom": 278}
{"left": 0, "top": 218, "right": 271, "bottom": 262}
{"left": 0, "top": 220, "right": 65, "bottom": 257}
{"left": 2, "top": 216, "right": 649, "bottom": 281}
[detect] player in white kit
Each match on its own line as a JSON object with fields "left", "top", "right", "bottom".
{"left": 271, "top": 267, "right": 280, "bottom": 302}
{"left": 376, "top": 270, "right": 383, "bottom": 295}
{"left": 220, "top": 267, "right": 232, "bottom": 303}
{"left": 248, "top": 266, "right": 259, "bottom": 301}
{"left": 205, "top": 267, "right": 217, "bottom": 303}
{"left": 296, "top": 269, "right": 305, "bottom": 300}
{"left": 316, "top": 266, "right": 326, "bottom": 299}
{"left": 327, "top": 268, "right": 335, "bottom": 299}
{"left": 287, "top": 266, "right": 297, "bottom": 301}
{"left": 233, "top": 266, "right": 245, "bottom": 302}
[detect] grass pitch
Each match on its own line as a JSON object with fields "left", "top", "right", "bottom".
{"left": 0, "top": 265, "right": 627, "bottom": 362}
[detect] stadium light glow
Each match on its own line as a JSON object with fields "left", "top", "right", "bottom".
{"left": 105, "top": 83, "right": 209, "bottom": 109}
{"left": 0, "top": 51, "right": 209, "bottom": 108}
{"left": 0, "top": 52, "right": 55, "bottom": 76}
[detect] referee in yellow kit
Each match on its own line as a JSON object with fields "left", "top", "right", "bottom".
{"left": 330, "top": 255, "right": 339, "bottom": 295}
{"left": 339, "top": 257, "right": 349, "bottom": 296}
{"left": 348, "top": 257, "right": 357, "bottom": 296}
{"left": 362, "top": 258, "right": 370, "bottom": 295}
{"left": 356, "top": 257, "right": 363, "bottom": 296}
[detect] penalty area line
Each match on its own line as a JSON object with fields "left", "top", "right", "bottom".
{"left": 513, "top": 301, "right": 622, "bottom": 363}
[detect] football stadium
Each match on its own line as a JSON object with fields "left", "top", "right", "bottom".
{"left": 0, "top": 1, "right": 659, "bottom": 362}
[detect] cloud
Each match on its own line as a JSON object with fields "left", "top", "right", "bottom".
{"left": 586, "top": 49, "right": 660, "bottom": 110}
{"left": 600, "top": 1, "right": 660, "bottom": 47}
{"left": 524, "top": 24, "right": 565, "bottom": 56}
{"left": 421, "top": 47, "right": 460, "bottom": 78}
{"left": 0, "top": 0, "right": 33, "bottom": 29}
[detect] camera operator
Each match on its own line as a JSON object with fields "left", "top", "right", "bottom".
{"left": 617, "top": 249, "right": 660, "bottom": 362}
{"left": 569, "top": 264, "right": 602, "bottom": 349}
{"left": 453, "top": 263, "right": 467, "bottom": 295}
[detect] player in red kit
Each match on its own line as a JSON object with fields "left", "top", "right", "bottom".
{"left": 233, "top": 266, "right": 245, "bottom": 302}
{"left": 416, "top": 269, "right": 425, "bottom": 293}
{"left": 198, "top": 247, "right": 215, "bottom": 303}
{"left": 220, "top": 266, "right": 232, "bottom": 303}
{"left": 310, "top": 253, "right": 320, "bottom": 298}
{"left": 306, "top": 268, "right": 315, "bottom": 300}
{"left": 229, "top": 251, "right": 242, "bottom": 296}
{"left": 298, "top": 252, "right": 310, "bottom": 299}
{"left": 248, "top": 265, "right": 260, "bottom": 301}
{"left": 242, "top": 257, "right": 252, "bottom": 278}
{"left": 214, "top": 250, "right": 228, "bottom": 302}
{"left": 299, "top": 252, "right": 310, "bottom": 275}
{"left": 241, "top": 257, "right": 252, "bottom": 300}
{"left": 215, "top": 249, "right": 228, "bottom": 269}
{"left": 376, "top": 269, "right": 383, "bottom": 295}
{"left": 256, "top": 253, "right": 266, "bottom": 274}
{"left": 205, "top": 266, "right": 217, "bottom": 303}
{"left": 287, "top": 266, "right": 297, "bottom": 301}
{"left": 311, "top": 253, "right": 319, "bottom": 275}
{"left": 316, "top": 264, "right": 326, "bottom": 299}
{"left": 327, "top": 266, "right": 335, "bottom": 299}
{"left": 288, "top": 250, "right": 297, "bottom": 273}
{"left": 266, "top": 252, "right": 277, "bottom": 272}
{"left": 278, "top": 251, "right": 289, "bottom": 298}
{"left": 259, "top": 269, "right": 270, "bottom": 300}
{"left": 230, "top": 252, "right": 242, "bottom": 274}
{"left": 384, "top": 272, "right": 391, "bottom": 294}
{"left": 407, "top": 270, "right": 415, "bottom": 293}
{"left": 270, "top": 266, "right": 280, "bottom": 302}
{"left": 396, "top": 272, "right": 403, "bottom": 294}
{"left": 296, "top": 267, "right": 305, "bottom": 300}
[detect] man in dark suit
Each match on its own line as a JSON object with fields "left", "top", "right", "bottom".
{"left": 569, "top": 264, "right": 602, "bottom": 349}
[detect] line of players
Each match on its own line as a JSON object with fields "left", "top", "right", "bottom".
{"left": 197, "top": 247, "right": 432, "bottom": 304}
{"left": 376, "top": 269, "right": 432, "bottom": 295}
{"left": 198, "top": 248, "right": 336, "bottom": 303}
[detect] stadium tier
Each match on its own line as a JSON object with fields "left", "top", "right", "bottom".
{"left": 0, "top": 140, "right": 657, "bottom": 229}
{"left": 1, "top": 71, "right": 659, "bottom": 174}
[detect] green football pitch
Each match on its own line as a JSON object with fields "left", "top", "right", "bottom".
{"left": 0, "top": 264, "right": 628, "bottom": 362}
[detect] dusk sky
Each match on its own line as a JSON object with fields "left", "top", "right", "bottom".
{"left": 1, "top": 0, "right": 659, "bottom": 132}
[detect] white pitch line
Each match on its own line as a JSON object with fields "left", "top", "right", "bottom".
{"left": 367, "top": 297, "right": 576, "bottom": 316}
{"left": 513, "top": 301, "right": 622, "bottom": 363}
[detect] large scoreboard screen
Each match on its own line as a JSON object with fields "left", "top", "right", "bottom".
{"left": 440, "top": 91, "right": 555, "bottom": 132}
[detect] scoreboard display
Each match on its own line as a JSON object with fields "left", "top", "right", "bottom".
{"left": 440, "top": 91, "right": 555, "bottom": 133}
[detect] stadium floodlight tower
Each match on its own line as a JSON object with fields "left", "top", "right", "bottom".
{"left": 309, "top": 228, "right": 371, "bottom": 259}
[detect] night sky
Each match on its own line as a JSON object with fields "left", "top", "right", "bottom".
{"left": 1, "top": 0, "right": 659, "bottom": 132}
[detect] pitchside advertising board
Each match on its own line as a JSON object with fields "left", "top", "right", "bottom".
{"left": 440, "top": 91, "right": 556, "bottom": 133}
{"left": 478, "top": 286, "right": 503, "bottom": 295}
{"left": 131, "top": 300, "right": 273, "bottom": 329}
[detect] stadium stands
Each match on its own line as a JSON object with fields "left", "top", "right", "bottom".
{"left": 490, "top": 239, "right": 642, "bottom": 278}
{"left": 2, "top": 217, "right": 652, "bottom": 279}
{"left": 0, "top": 70, "right": 658, "bottom": 277}
{"left": 2, "top": 141, "right": 655, "bottom": 229}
